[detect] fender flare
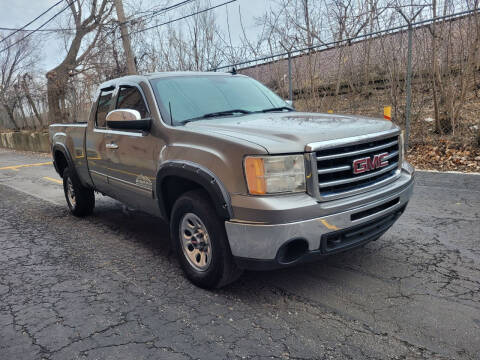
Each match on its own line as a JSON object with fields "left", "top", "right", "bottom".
{"left": 156, "top": 161, "right": 233, "bottom": 220}
{"left": 51, "top": 143, "right": 75, "bottom": 177}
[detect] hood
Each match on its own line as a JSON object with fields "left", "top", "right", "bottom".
{"left": 185, "top": 112, "right": 399, "bottom": 153}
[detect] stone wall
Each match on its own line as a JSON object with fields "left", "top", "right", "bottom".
{"left": 0, "top": 131, "right": 50, "bottom": 153}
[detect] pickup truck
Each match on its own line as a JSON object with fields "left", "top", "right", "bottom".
{"left": 49, "top": 72, "right": 414, "bottom": 288}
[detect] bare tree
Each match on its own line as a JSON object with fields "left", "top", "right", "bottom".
{"left": 0, "top": 33, "right": 38, "bottom": 129}
{"left": 427, "top": 0, "right": 480, "bottom": 134}
{"left": 21, "top": 73, "right": 43, "bottom": 129}
{"left": 142, "top": 0, "right": 223, "bottom": 72}
{"left": 46, "top": 0, "right": 114, "bottom": 124}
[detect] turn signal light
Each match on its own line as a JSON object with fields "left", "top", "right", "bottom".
{"left": 244, "top": 157, "right": 266, "bottom": 195}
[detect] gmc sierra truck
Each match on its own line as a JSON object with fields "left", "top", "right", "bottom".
{"left": 49, "top": 72, "right": 414, "bottom": 288}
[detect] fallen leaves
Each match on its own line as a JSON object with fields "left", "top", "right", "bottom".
{"left": 407, "top": 142, "right": 480, "bottom": 172}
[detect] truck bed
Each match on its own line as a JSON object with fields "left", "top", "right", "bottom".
{"left": 49, "top": 123, "right": 89, "bottom": 183}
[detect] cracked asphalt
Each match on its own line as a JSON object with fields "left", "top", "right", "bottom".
{"left": 0, "top": 148, "right": 479, "bottom": 359}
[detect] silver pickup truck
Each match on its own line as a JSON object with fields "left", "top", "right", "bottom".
{"left": 49, "top": 72, "right": 414, "bottom": 288}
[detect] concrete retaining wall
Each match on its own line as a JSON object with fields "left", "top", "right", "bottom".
{"left": 0, "top": 131, "right": 50, "bottom": 153}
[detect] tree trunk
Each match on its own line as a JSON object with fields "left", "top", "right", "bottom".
{"left": 46, "top": 68, "right": 68, "bottom": 124}
{"left": 2, "top": 103, "right": 21, "bottom": 130}
{"left": 17, "top": 98, "right": 29, "bottom": 129}
{"left": 431, "top": 1, "right": 442, "bottom": 134}
{"left": 46, "top": 25, "right": 89, "bottom": 125}
{"left": 13, "top": 83, "right": 30, "bottom": 129}
{"left": 22, "top": 76, "right": 43, "bottom": 129}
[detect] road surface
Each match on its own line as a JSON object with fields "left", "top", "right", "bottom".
{"left": 0, "top": 148, "right": 479, "bottom": 359}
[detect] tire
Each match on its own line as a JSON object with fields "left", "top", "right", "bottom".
{"left": 170, "top": 189, "right": 242, "bottom": 289}
{"left": 63, "top": 167, "right": 95, "bottom": 217}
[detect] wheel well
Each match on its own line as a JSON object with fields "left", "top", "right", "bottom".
{"left": 54, "top": 150, "right": 68, "bottom": 177}
{"left": 160, "top": 176, "right": 206, "bottom": 219}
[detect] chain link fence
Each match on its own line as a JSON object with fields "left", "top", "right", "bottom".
{"left": 213, "top": 9, "right": 480, "bottom": 148}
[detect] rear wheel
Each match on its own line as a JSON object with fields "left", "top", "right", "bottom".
{"left": 170, "top": 190, "right": 242, "bottom": 289}
{"left": 63, "top": 167, "right": 95, "bottom": 217}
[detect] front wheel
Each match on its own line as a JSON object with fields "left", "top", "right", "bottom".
{"left": 170, "top": 190, "right": 242, "bottom": 289}
{"left": 63, "top": 167, "right": 95, "bottom": 217}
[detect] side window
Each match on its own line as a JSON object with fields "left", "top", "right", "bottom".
{"left": 96, "top": 89, "right": 114, "bottom": 128}
{"left": 116, "top": 86, "right": 148, "bottom": 119}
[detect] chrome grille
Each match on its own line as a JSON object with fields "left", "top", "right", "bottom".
{"left": 312, "top": 133, "right": 401, "bottom": 200}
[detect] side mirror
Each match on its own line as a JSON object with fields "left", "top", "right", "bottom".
{"left": 285, "top": 100, "right": 294, "bottom": 108}
{"left": 106, "top": 109, "right": 151, "bottom": 131}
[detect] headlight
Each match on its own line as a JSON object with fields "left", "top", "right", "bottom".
{"left": 244, "top": 155, "right": 306, "bottom": 195}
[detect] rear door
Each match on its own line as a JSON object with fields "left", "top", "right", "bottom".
{"left": 102, "top": 83, "right": 158, "bottom": 209}
{"left": 86, "top": 85, "right": 115, "bottom": 193}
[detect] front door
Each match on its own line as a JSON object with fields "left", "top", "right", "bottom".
{"left": 103, "top": 83, "right": 158, "bottom": 212}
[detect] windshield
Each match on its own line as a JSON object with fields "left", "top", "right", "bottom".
{"left": 150, "top": 75, "right": 288, "bottom": 125}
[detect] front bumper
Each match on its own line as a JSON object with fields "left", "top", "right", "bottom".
{"left": 225, "top": 163, "right": 414, "bottom": 270}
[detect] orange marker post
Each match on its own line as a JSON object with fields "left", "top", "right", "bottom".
{"left": 384, "top": 106, "right": 392, "bottom": 121}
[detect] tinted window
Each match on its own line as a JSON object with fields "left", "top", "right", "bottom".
{"left": 116, "top": 86, "right": 148, "bottom": 119}
{"left": 150, "top": 75, "right": 286, "bottom": 125}
{"left": 96, "top": 89, "right": 114, "bottom": 128}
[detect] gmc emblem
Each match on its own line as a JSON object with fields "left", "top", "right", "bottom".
{"left": 353, "top": 152, "right": 389, "bottom": 174}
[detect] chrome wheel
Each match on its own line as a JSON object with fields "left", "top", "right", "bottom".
{"left": 66, "top": 177, "right": 76, "bottom": 207}
{"left": 179, "top": 213, "right": 212, "bottom": 272}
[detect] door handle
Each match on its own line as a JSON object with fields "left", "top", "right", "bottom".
{"left": 106, "top": 143, "right": 119, "bottom": 149}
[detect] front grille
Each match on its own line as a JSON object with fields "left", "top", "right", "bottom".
{"left": 315, "top": 134, "right": 400, "bottom": 199}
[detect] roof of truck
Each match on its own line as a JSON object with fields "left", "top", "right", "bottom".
{"left": 146, "top": 71, "right": 236, "bottom": 79}
{"left": 99, "top": 71, "right": 242, "bottom": 89}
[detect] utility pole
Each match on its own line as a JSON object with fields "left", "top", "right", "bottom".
{"left": 405, "top": 23, "right": 413, "bottom": 149}
{"left": 114, "top": 0, "right": 137, "bottom": 75}
{"left": 288, "top": 52, "right": 293, "bottom": 102}
{"left": 280, "top": 41, "right": 294, "bottom": 103}
{"left": 396, "top": 5, "right": 424, "bottom": 150}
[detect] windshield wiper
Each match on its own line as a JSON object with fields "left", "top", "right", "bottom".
{"left": 258, "top": 106, "right": 295, "bottom": 113}
{"left": 201, "top": 109, "right": 252, "bottom": 118}
{"left": 178, "top": 109, "right": 252, "bottom": 125}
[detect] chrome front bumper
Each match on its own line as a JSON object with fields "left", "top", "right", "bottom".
{"left": 225, "top": 163, "right": 414, "bottom": 264}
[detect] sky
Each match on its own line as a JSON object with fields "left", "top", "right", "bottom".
{"left": 0, "top": 0, "right": 270, "bottom": 71}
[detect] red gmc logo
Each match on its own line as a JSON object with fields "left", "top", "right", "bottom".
{"left": 353, "top": 152, "right": 389, "bottom": 174}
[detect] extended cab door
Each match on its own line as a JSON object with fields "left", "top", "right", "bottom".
{"left": 86, "top": 85, "right": 115, "bottom": 193}
{"left": 102, "top": 83, "right": 159, "bottom": 211}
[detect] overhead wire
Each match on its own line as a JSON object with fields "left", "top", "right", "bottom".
{"left": 129, "top": 0, "right": 237, "bottom": 36}
{"left": 0, "top": 26, "right": 74, "bottom": 32}
{"left": 0, "top": 0, "right": 64, "bottom": 43}
{"left": 129, "top": 0, "right": 197, "bottom": 24}
{"left": 0, "top": 0, "right": 201, "bottom": 46}
{"left": 0, "top": 0, "right": 75, "bottom": 54}
{"left": 212, "top": 8, "right": 480, "bottom": 71}
{"left": 0, "top": 0, "right": 237, "bottom": 55}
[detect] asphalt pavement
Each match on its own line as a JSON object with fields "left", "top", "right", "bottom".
{"left": 0, "top": 148, "right": 479, "bottom": 360}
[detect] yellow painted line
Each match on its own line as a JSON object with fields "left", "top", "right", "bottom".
{"left": 319, "top": 219, "right": 340, "bottom": 231}
{"left": 43, "top": 176, "right": 63, "bottom": 184}
{"left": 0, "top": 161, "right": 52, "bottom": 171}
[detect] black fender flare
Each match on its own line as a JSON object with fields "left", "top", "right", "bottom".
{"left": 51, "top": 143, "right": 75, "bottom": 177}
{"left": 156, "top": 161, "right": 233, "bottom": 220}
